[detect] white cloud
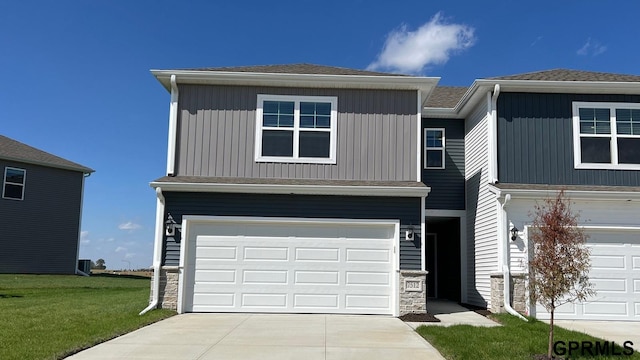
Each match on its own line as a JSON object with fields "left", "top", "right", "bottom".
{"left": 80, "top": 231, "right": 90, "bottom": 244}
{"left": 124, "top": 253, "right": 136, "bottom": 259}
{"left": 368, "top": 12, "right": 475, "bottom": 74}
{"left": 118, "top": 221, "right": 142, "bottom": 231}
{"left": 115, "top": 246, "right": 127, "bottom": 253}
{"left": 577, "top": 38, "right": 607, "bottom": 56}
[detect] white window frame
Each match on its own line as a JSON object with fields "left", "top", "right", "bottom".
{"left": 255, "top": 94, "right": 337, "bottom": 164}
{"left": 424, "top": 128, "right": 445, "bottom": 169}
{"left": 3, "top": 167, "right": 26, "bottom": 200}
{"left": 572, "top": 102, "right": 640, "bottom": 170}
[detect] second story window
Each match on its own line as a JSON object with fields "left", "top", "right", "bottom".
{"left": 424, "top": 128, "right": 445, "bottom": 169}
{"left": 255, "top": 95, "right": 337, "bottom": 164}
{"left": 573, "top": 102, "right": 640, "bottom": 170}
{"left": 3, "top": 167, "right": 26, "bottom": 200}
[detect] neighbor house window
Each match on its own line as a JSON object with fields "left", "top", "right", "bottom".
{"left": 573, "top": 102, "right": 640, "bottom": 169}
{"left": 424, "top": 128, "right": 445, "bottom": 169}
{"left": 3, "top": 167, "right": 26, "bottom": 200}
{"left": 255, "top": 94, "right": 337, "bottom": 164}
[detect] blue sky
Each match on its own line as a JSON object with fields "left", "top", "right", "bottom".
{"left": 2, "top": 1, "right": 638, "bottom": 269}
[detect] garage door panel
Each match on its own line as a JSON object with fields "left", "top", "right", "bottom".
{"left": 584, "top": 301, "right": 628, "bottom": 316}
{"left": 590, "top": 278, "right": 627, "bottom": 292}
{"left": 633, "top": 256, "right": 640, "bottom": 269}
{"left": 295, "top": 248, "right": 340, "bottom": 262}
{"left": 294, "top": 271, "right": 339, "bottom": 285}
{"left": 590, "top": 255, "right": 626, "bottom": 270}
{"left": 186, "top": 219, "right": 396, "bottom": 315}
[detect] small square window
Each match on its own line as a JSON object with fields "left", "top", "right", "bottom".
{"left": 3, "top": 167, "right": 26, "bottom": 200}
{"left": 424, "top": 128, "right": 445, "bottom": 169}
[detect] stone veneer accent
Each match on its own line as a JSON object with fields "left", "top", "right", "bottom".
{"left": 399, "top": 270, "right": 428, "bottom": 315}
{"left": 490, "top": 272, "right": 526, "bottom": 314}
{"left": 150, "top": 266, "right": 179, "bottom": 311}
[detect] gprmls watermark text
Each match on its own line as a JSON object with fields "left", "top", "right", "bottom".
{"left": 554, "top": 340, "right": 635, "bottom": 357}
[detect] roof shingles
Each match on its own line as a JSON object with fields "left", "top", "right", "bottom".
{"left": 487, "top": 69, "right": 640, "bottom": 82}
{"left": 180, "top": 63, "right": 407, "bottom": 77}
{"left": 0, "top": 135, "right": 93, "bottom": 173}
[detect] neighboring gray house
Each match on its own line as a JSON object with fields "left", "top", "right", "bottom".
{"left": 0, "top": 135, "right": 93, "bottom": 274}
{"left": 145, "top": 65, "right": 640, "bottom": 322}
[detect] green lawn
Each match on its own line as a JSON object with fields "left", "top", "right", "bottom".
{"left": 417, "top": 314, "right": 639, "bottom": 360}
{"left": 0, "top": 274, "right": 175, "bottom": 360}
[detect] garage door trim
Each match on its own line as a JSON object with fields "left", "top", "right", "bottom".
{"left": 177, "top": 216, "right": 400, "bottom": 315}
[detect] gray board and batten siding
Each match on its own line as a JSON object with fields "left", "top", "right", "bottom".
{"left": 497, "top": 92, "right": 640, "bottom": 185}
{"left": 161, "top": 192, "right": 422, "bottom": 270}
{"left": 0, "top": 160, "right": 84, "bottom": 274}
{"left": 175, "top": 85, "right": 418, "bottom": 181}
{"left": 422, "top": 118, "right": 465, "bottom": 210}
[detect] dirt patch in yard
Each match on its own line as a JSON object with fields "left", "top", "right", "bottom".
{"left": 399, "top": 312, "right": 441, "bottom": 322}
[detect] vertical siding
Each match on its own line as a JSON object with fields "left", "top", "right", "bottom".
{"left": 465, "top": 100, "right": 498, "bottom": 308}
{"left": 0, "top": 160, "right": 84, "bottom": 274}
{"left": 498, "top": 92, "right": 640, "bottom": 185}
{"left": 422, "top": 118, "right": 465, "bottom": 210}
{"left": 176, "top": 85, "right": 417, "bottom": 181}
{"left": 162, "top": 192, "right": 422, "bottom": 270}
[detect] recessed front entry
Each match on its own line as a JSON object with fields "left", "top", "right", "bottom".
{"left": 178, "top": 217, "right": 399, "bottom": 315}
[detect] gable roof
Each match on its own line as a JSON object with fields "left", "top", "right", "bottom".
{"left": 425, "top": 86, "right": 468, "bottom": 108}
{"left": 487, "top": 68, "right": 640, "bottom": 82}
{"left": 183, "top": 63, "right": 407, "bottom": 77}
{"left": 0, "top": 135, "right": 94, "bottom": 173}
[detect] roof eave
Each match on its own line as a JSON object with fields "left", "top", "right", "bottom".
{"left": 0, "top": 155, "right": 94, "bottom": 174}
{"left": 150, "top": 69, "right": 440, "bottom": 105}
{"left": 150, "top": 181, "right": 431, "bottom": 198}
{"left": 488, "top": 184, "right": 640, "bottom": 201}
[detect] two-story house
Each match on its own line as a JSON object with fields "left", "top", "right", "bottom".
{"left": 144, "top": 65, "right": 640, "bottom": 322}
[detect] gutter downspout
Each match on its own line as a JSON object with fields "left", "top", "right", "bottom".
{"left": 488, "top": 84, "right": 500, "bottom": 184}
{"left": 499, "top": 193, "right": 528, "bottom": 321}
{"left": 139, "top": 187, "right": 166, "bottom": 315}
{"left": 166, "top": 75, "right": 179, "bottom": 176}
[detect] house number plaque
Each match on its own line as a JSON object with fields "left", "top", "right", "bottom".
{"left": 405, "top": 279, "right": 422, "bottom": 292}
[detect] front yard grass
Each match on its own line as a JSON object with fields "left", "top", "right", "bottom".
{"left": 0, "top": 274, "right": 175, "bottom": 360}
{"left": 417, "top": 314, "right": 640, "bottom": 360}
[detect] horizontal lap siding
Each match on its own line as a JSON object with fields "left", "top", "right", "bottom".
{"left": 465, "top": 101, "right": 497, "bottom": 308}
{"left": 162, "top": 192, "right": 422, "bottom": 270}
{"left": 176, "top": 85, "right": 417, "bottom": 181}
{"left": 422, "top": 118, "right": 465, "bottom": 210}
{"left": 0, "top": 160, "right": 84, "bottom": 274}
{"left": 498, "top": 93, "right": 640, "bottom": 185}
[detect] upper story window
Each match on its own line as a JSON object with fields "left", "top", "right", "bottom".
{"left": 255, "top": 94, "right": 337, "bottom": 164}
{"left": 424, "top": 128, "right": 445, "bottom": 169}
{"left": 573, "top": 102, "right": 640, "bottom": 170}
{"left": 3, "top": 167, "right": 26, "bottom": 200}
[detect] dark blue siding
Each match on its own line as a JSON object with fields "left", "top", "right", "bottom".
{"left": 162, "top": 192, "right": 422, "bottom": 270}
{"left": 422, "top": 118, "right": 465, "bottom": 209}
{"left": 497, "top": 92, "right": 640, "bottom": 185}
{"left": 0, "top": 160, "right": 84, "bottom": 274}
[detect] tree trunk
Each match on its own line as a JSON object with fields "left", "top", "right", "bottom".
{"left": 548, "top": 308, "right": 555, "bottom": 359}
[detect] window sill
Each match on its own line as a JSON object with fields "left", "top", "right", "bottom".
{"left": 256, "top": 156, "right": 337, "bottom": 165}
{"left": 574, "top": 163, "right": 640, "bottom": 170}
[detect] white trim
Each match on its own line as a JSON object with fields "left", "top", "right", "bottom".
{"left": 489, "top": 85, "right": 500, "bottom": 183}
{"left": 572, "top": 101, "right": 640, "bottom": 170}
{"left": 179, "top": 216, "right": 400, "bottom": 316}
{"left": 74, "top": 175, "right": 86, "bottom": 273}
{"left": 488, "top": 184, "right": 640, "bottom": 201}
{"left": 150, "top": 181, "right": 431, "bottom": 197}
{"left": 417, "top": 90, "right": 422, "bottom": 181}
{"left": 425, "top": 209, "right": 466, "bottom": 217}
{"left": 255, "top": 94, "right": 337, "bottom": 164}
{"left": 166, "top": 75, "right": 178, "bottom": 175}
{"left": 151, "top": 70, "right": 439, "bottom": 106}
{"left": 2, "top": 166, "right": 26, "bottom": 200}
{"left": 424, "top": 128, "right": 445, "bottom": 169}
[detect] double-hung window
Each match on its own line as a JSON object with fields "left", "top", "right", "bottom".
{"left": 255, "top": 94, "right": 337, "bottom": 164}
{"left": 573, "top": 102, "right": 640, "bottom": 169}
{"left": 3, "top": 167, "right": 26, "bottom": 200}
{"left": 424, "top": 128, "right": 445, "bottom": 169}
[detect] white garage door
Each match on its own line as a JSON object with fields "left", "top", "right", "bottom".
{"left": 537, "top": 230, "right": 640, "bottom": 321}
{"left": 180, "top": 217, "right": 398, "bottom": 315}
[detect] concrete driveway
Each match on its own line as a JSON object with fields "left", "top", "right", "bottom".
{"left": 553, "top": 320, "right": 640, "bottom": 351}
{"left": 66, "top": 313, "right": 445, "bottom": 360}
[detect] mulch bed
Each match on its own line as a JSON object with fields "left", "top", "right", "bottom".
{"left": 398, "top": 312, "right": 441, "bottom": 322}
